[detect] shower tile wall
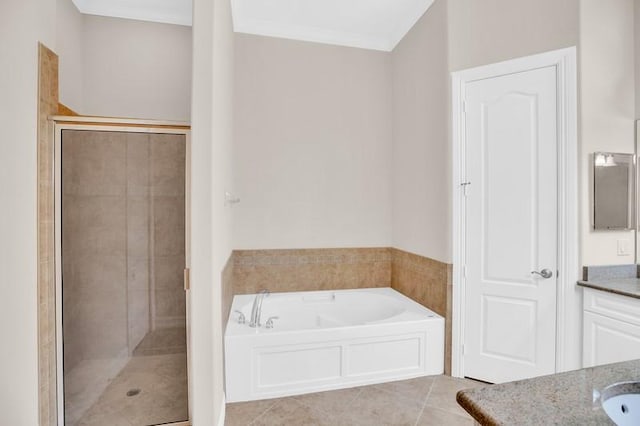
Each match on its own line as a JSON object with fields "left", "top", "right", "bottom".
{"left": 150, "top": 135, "right": 186, "bottom": 330}
{"left": 127, "top": 133, "right": 152, "bottom": 352}
{"left": 62, "top": 130, "right": 187, "bottom": 425}
{"left": 63, "top": 131, "right": 129, "bottom": 371}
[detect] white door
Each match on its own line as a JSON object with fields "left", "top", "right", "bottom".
{"left": 463, "top": 66, "right": 558, "bottom": 383}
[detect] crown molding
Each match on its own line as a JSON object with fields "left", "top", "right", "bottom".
{"left": 72, "top": 0, "right": 192, "bottom": 26}
{"left": 231, "top": 0, "right": 434, "bottom": 52}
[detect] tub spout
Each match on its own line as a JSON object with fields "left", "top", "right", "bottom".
{"left": 249, "top": 289, "right": 270, "bottom": 327}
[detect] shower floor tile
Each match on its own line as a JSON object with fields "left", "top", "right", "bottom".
{"left": 225, "top": 375, "right": 483, "bottom": 426}
{"left": 132, "top": 326, "right": 186, "bottom": 357}
{"left": 74, "top": 353, "right": 188, "bottom": 426}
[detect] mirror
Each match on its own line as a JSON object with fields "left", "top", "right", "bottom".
{"left": 593, "top": 152, "right": 635, "bottom": 230}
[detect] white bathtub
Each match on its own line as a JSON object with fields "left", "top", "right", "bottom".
{"left": 224, "top": 287, "right": 444, "bottom": 402}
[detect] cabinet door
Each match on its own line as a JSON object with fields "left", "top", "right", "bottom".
{"left": 584, "top": 311, "right": 640, "bottom": 367}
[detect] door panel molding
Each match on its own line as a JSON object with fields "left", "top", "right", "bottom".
{"left": 451, "top": 47, "right": 578, "bottom": 379}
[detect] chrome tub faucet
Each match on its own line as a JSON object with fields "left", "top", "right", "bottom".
{"left": 249, "top": 289, "right": 270, "bottom": 327}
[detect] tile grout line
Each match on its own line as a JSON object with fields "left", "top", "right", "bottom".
{"left": 241, "top": 377, "right": 475, "bottom": 426}
{"left": 341, "top": 387, "right": 364, "bottom": 416}
{"left": 246, "top": 398, "right": 282, "bottom": 425}
{"left": 292, "top": 387, "right": 364, "bottom": 421}
{"left": 371, "top": 380, "right": 428, "bottom": 406}
{"left": 413, "top": 378, "right": 437, "bottom": 426}
{"left": 425, "top": 377, "right": 483, "bottom": 423}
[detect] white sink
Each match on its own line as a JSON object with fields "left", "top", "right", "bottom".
{"left": 595, "top": 382, "right": 640, "bottom": 426}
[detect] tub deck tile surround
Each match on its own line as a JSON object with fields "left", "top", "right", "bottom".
{"left": 222, "top": 254, "right": 235, "bottom": 329}
{"left": 390, "top": 248, "right": 448, "bottom": 317}
{"left": 225, "top": 375, "right": 481, "bottom": 425}
{"left": 232, "top": 248, "right": 392, "bottom": 295}
{"left": 390, "top": 248, "right": 451, "bottom": 374}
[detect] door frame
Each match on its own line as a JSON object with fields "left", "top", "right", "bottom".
{"left": 53, "top": 117, "right": 191, "bottom": 425}
{"left": 451, "top": 47, "right": 578, "bottom": 379}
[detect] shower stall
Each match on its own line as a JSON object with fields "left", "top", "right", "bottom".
{"left": 54, "top": 119, "right": 190, "bottom": 426}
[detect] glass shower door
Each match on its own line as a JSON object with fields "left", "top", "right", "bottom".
{"left": 61, "top": 129, "right": 188, "bottom": 426}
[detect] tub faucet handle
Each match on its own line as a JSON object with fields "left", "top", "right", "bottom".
{"left": 234, "top": 310, "right": 246, "bottom": 325}
{"left": 265, "top": 316, "right": 279, "bottom": 329}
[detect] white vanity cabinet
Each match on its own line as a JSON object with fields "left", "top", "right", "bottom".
{"left": 583, "top": 288, "right": 640, "bottom": 367}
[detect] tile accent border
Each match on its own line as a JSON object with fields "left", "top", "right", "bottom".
{"left": 234, "top": 249, "right": 391, "bottom": 267}
{"left": 37, "top": 43, "right": 59, "bottom": 426}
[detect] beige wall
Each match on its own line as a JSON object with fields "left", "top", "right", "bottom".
{"left": 392, "top": 0, "right": 450, "bottom": 263}
{"left": 580, "top": 0, "right": 636, "bottom": 265}
{"left": 0, "top": 0, "right": 56, "bottom": 423}
{"left": 210, "top": 0, "right": 235, "bottom": 420}
{"left": 233, "top": 34, "right": 393, "bottom": 250}
{"left": 190, "top": 0, "right": 234, "bottom": 422}
{"left": 391, "top": 0, "right": 580, "bottom": 264}
{"left": 56, "top": 0, "right": 192, "bottom": 120}
{"left": 82, "top": 15, "right": 192, "bottom": 120}
{"left": 448, "top": 0, "right": 579, "bottom": 71}
{"left": 56, "top": 0, "right": 84, "bottom": 111}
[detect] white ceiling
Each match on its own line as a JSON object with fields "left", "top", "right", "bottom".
{"left": 231, "top": 0, "right": 435, "bottom": 51}
{"left": 71, "top": 0, "right": 434, "bottom": 51}
{"left": 72, "top": 0, "right": 192, "bottom": 26}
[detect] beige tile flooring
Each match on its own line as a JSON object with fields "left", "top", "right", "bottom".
{"left": 74, "top": 353, "right": 188, "bottom": 426}
{"left": 226, "top": 375, "right": 483, "bottom": 426}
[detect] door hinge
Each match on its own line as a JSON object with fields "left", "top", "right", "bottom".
{"left": 461, "top": 344, "right": 465, "bottom": 355}
{"left": 462, "top": 265, "right": 467, "bottom": 278}
{"left": 184, "top": 268, "right": 190, "bottom": 291}
{"left": 462, "top": 100, "right": 467, "bottom": 113}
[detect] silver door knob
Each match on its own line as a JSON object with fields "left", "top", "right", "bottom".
{"left": 531, "top": 269, "right": 553, "bottom": 279}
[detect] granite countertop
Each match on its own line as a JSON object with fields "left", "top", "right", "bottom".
{"left": 577, "top": 278, "right": 640, "bottom": 299}
{"left": 457, "top": 359, "right": 640, "bottom": 425}
{"left": 576, "top": 264, "right": 640, "bottom": 299}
